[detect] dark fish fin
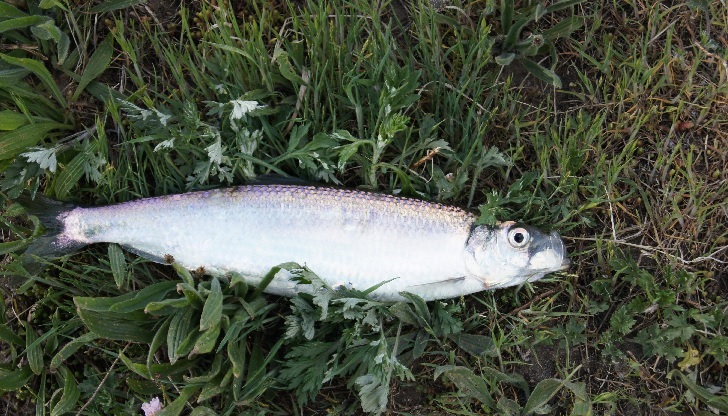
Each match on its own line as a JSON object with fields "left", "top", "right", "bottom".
{"left": 120, "top": 244, "right": 167, "bottom": 264}
{"left": 247, "top": 174, "right": 314, "bottom": 186}
{"left": 408, "top": 276, "right": 466, "bottom": 288}
{"left": 15, "top": 194, "right": 87, "bottom": 267}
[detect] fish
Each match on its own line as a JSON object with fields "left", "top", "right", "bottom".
{"left": 19, "top": 184, "right": 569, "bottom": 302}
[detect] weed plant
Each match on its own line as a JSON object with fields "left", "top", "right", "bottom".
{"left": 0, "top": 0, "right": 726, "bottom": 414}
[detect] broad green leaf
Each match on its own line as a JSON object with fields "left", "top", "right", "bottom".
{"left": 144, "top": 297, "right": 190, "bottom": 314}
{"left": 0, "top": 16, "right": 49, "bottom": 34}
{"left": 39, "top": 0, "right": 68, "bottom": 9}
{"left": 90, "top": 0, "right": 147, "bottom": 13}
{"left": 522, "top": 378, "right": 565, "bottom": 415}
{"left": 74, "top": 291, "right": 138, "bottom": 312}
{"left": 167, "top": 308, "right": 195, "bottom": 364}
{"left": 53, "top": 152, "right": 85, "bottom": 199}
{"left": 76, "top": 308, "right": 155, "bottom": 342}
{"left": 30, "top": 19, "right": 61, "bottom": 42}
{"left": 72, "top": 34, "right": 114, "bottom": 100}
{"left": 0, "top": 122, "right": 70, "bottom": 161}
{"left": 0, "top": 3, "right": 28, "bottom": 18}
{"left": 495, "top": 52, "right": 516, "bottom": 65}
{"left": 108, "top": 244, "right": 127, "bottom": 288}
{"left": 398, "top": 292, "right": 431, "bottom": 327}
{"left": 0, "top": 366, "right": 33, "bottom": 391}
{"left": 0, "top": 324, "right": 23, "bottom": 345}
{"left": 0, "top": 110, "right": 29, "bottom": 130}
{"left": 157, "top": 385, "right": 200, "bottom": 416}
{"left": 501, "top": 0, "right": 514, "bottom": 33}
{"left": 109, "top": 281, "right": 178, "bottom": 313}
{"left": 434, "top": 365, "right": 495, "bottom": 407}
{"left": 191, "top": 324, "right": 220, "bottom": 356}
{"left": 119, "top": 352, "right": 150, "bottom": 379}
{"left": 272, "top": 46, "right": 304, "bottom": 85}
{"left": 172, "top": 262, "right": 194, "bottom": 286}
{"left": 190, "top": 406, "right": 217, "bottom": 416}
{"left": 519, "top": 58, "right": 562, "bottom": 88}
{"left": 228, "top": 337, "right": 246, "bottom": 378}
{"left": 57, "top": 31, "right": 70, "bottom": 65}
{"left": 50, "top": 332, "right": 97, "bottom": 370}
{"left": 25, "top": 322, "right": 43, "bottom": 375}
{"left": 447, "top": 333, "right": 497, "bottom": 358}
{"left": 671, "top": 370, "right": 728, "bottom": 412}
{"left": 0, "top": 54, "right": 66, "bottom": 106}
{"left": 199, "top": 278, "right": 222, "bottom": 331}
{"left": 389, "top": 302, "right": 420, "bottom": 326}
{"left": 50, "top": 367, "right": 80, "bottom": 416}
{"left": 147, "top": 317, "right": 171, "bottom": 374}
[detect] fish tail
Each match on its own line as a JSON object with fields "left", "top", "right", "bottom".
{"left": 17, "top": 194, "right": 86, "bottom": 260}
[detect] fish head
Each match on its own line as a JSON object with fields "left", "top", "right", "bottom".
{"left": 464, "top": 221, "right": 569, "bottom": 289}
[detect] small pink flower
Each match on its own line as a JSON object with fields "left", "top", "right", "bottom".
{"left": 141, "top": 397, "right": 163, "bottom": 416}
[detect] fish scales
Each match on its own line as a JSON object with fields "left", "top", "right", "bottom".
{"left": 23, "top": 184, "right": 569, "bottom": 302}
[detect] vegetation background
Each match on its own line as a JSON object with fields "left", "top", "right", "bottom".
{"left": 0, "top": 0, "right": 726, "bottom": 414}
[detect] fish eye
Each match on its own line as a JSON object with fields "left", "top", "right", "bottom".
{"left": 507, "top": 227, "right": 530, "bottom": 248}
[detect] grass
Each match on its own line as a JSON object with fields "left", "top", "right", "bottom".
{"left": 0, "top": 0, "right": 726, "bottom": 414}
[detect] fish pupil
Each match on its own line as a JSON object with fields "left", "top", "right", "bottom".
{"left": 514, "top": 233, "right": 524, "bottom": 243}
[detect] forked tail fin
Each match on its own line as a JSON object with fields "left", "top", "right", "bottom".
{"left": 16, "top": 194, "right": 87, "bottom": 260}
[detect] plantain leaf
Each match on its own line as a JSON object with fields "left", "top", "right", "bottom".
{"left": 199, "top": 277, "right": 222, "bottom": 331}
{"left": 0, "top": 54, "right": 67, "bottom": 107}
{"left": 519, "top": 57, "right": 562, "bottom": 88}
{"left": 0, "top": 110, "right": 30, "bottom": 130}
{"left": 434, "top": 365, "right": 495, "bottom": 407}
{"left": 0, "top": 324, "right": 23, "bottom": 345}
{"left": 191, "top": 324, "right": 220, "bottom": 356}
{"left": 0, "top": 122, "right": 70, "bottom": 161}
{"left": 53, "top": 151, "right": 85, "bottom": 199}
{"left": 0, "top": 16, "right": 49, "bottom": 34}
{"left": 167, "top": 308, "right": 195, "bottom": 364}
{"left": 25, "top": 322, "right": 43, "bottom": 375}
{"left": 0, "top": 2, "right": 28, "bottom": 18}
{"left": 50, "top": 332, "right": 97, "bottom": 370}
{"left": 671, "top": 370, "right": 728, "bottom": 412}
{"left": 50, "top": 367, "right": 80, "bottom": 416}
{"left": 157, "top": 385, "right": 200, "bottom": 416}
{"left": 72, "top": 34, "right": 114, "bottom": 100}
{"left": 90, "top": 0, "right": 147, "bottom": 13}
{"left": 109, "top": 281, "right": 178, "bottom": 313}
{"left": 522, "top": 378, "right": 565, "bottom": 415}
{"left": 0, "top": 366, "right": 33, "bottom": 391}
{"left": 108, "top": 244, "right": 127, "bottom": 288}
